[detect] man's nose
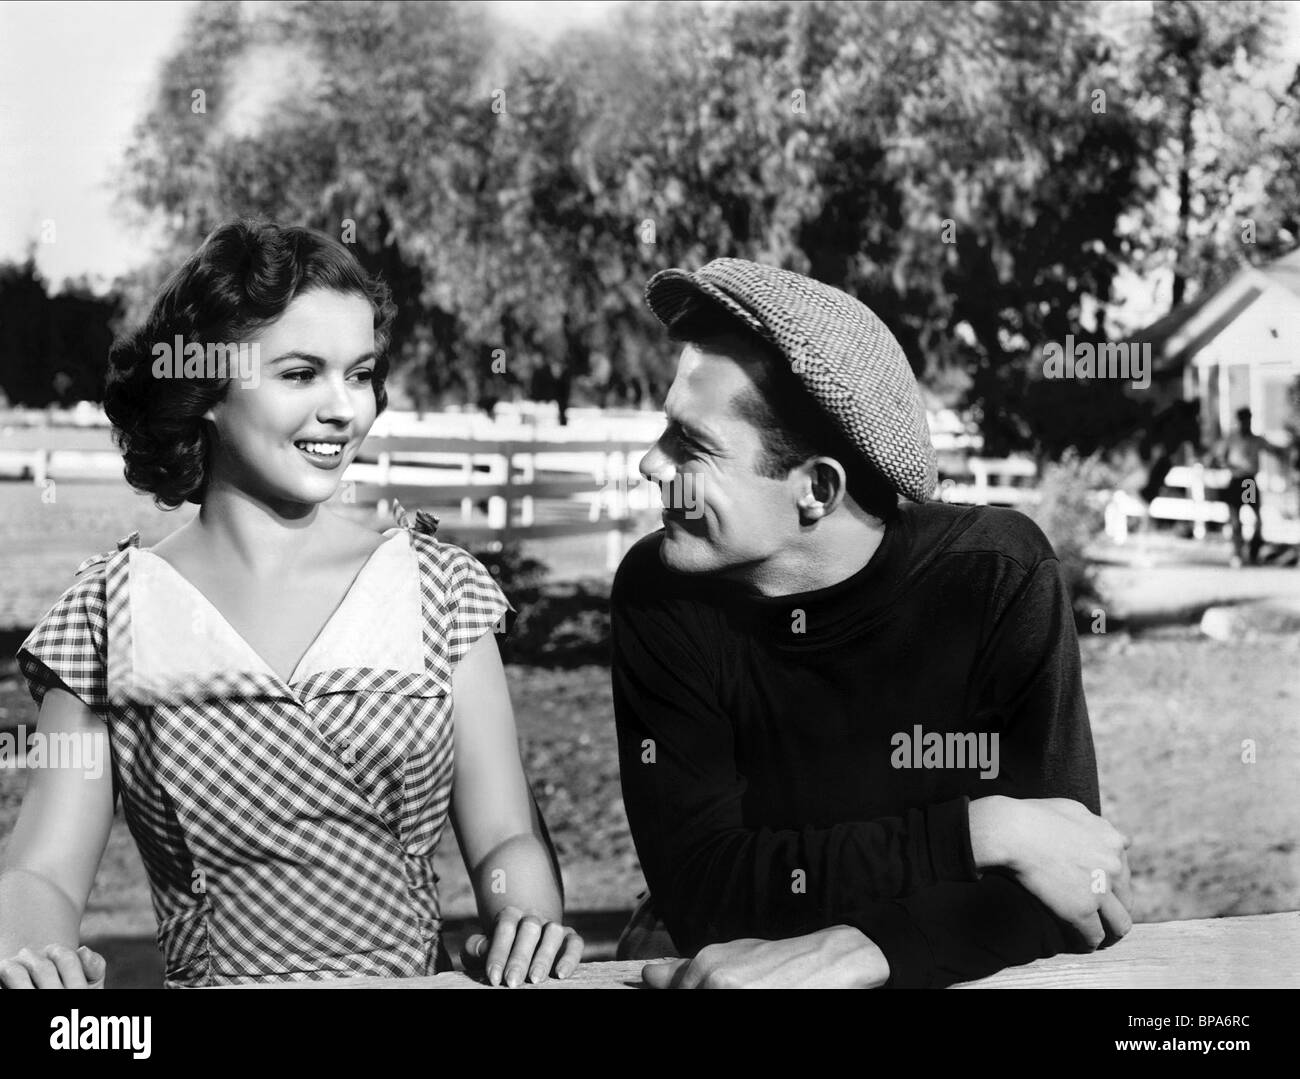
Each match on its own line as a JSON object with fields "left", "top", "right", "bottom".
{"left": 639, "top": 443, "right": 676, "bottom": 485}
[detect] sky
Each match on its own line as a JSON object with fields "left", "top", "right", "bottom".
{"left": 2, "top": 0, "right": 1300, "bottom": 294}
{"left": 0, "top": 0, "right": 618, "bottom": 291}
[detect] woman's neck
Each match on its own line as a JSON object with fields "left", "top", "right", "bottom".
{"left": 185, "top": 482, "right": 332, "bottom": 580}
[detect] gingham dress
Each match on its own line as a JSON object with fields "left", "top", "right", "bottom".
{"left": 15, "top": 512, "right": 511, "bottom": 987}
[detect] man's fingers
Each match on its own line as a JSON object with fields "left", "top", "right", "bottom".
{"left": 502, "top": 914, "right": 544, "bottom": 988}
{"left": 1111, "top": 849, "right": 1135, "bottom": 912}
{"left": 484, "top": 909, "right": 522, "bottom": 987}
{"left": 1072, "top": 911, "right": 1106, "bottom": 952}
{"left": 44, "top": 945, "right": 87, "bottom": 989}
{"left": 1098, "top": 891, "right": 1133, "bottom": 944}
{"left": 642, "top": 958, "right": 689, "bottom": 989}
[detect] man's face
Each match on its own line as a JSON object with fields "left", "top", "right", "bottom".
{"left": 639, "top": 337, "right": 802, "bottom": 580}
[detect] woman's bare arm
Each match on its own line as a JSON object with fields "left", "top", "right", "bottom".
{"left": 448, "top": 632, "right": 581, "bottom": 985}
{"left": 0, "top": 687, "right": 114, "bottom": 987}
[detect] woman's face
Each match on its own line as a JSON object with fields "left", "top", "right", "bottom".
{"left": 203, "top": 288, "right": 379, "bottom": 509}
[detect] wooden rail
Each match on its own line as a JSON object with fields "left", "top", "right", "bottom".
{"left": 228, "top": 913, "right": 1297, "bottom": 989}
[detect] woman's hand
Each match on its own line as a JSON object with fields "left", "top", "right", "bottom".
{"left": 461, "top": 907, "right": 584, "bottom": 987}
{"left": 0, "top": 944, "right": 106, "bottom": 989}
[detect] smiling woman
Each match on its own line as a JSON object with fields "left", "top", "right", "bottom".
{"left": 0, "top": 220, "right": 582, "bottom": 989}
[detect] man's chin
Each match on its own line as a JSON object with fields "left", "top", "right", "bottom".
{"left": 658, "top": 526, "right": 718, "bottom": 575}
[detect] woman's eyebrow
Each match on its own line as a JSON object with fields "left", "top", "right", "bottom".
{"left": 267, "top": 350, "right": 376, "bottom": 366}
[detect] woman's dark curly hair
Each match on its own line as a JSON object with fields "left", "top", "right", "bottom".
{"left": 103, "top": 220, "right": 397, "bottom": 509}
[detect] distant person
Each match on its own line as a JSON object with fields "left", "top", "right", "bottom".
{"left": 1, "top": 221, "right": 580, "bottom": 988}
{"left": 612, "top": 258, "right": 1131, "bottom": 989}
{"left": 1213, "top": 407, "right": 1289, "bottom": 567}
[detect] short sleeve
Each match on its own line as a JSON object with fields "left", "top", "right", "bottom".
{"left": 15, "top": 566, "right": 110, "bottom": 719}
{"left": 444, "top": 549, "right": 514, "bottom": 669}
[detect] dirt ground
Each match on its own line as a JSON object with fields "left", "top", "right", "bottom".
{"left": 1, "top": 480, "right": 1297, "bottom": 985}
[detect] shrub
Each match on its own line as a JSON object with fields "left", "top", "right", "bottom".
{"left": 460, "top": 539, "right": 612, "bottom": 666}
{"left": 1028, "top": 450, "right": 1115, "bottom": 620}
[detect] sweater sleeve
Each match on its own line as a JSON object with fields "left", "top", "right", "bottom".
{"left": 844, "top": 555, "right": 1100, "bottom": 988}
{"left": 611, "top": 553, "right": 979, "bottom": 955}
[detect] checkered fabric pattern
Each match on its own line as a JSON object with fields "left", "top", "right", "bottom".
{"left": 15, "top": 516, "right": 511, "bottom": 987}
{"left": 646, "top": 257, "right": 938, "bottom": 502}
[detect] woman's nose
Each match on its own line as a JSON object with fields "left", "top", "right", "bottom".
{"left": 317, "top": 374, "right": 356, "bottom": 424}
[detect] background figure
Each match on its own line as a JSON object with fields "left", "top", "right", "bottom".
{"left": 1214, "top": 406, "right": 1288, "bottom": 566}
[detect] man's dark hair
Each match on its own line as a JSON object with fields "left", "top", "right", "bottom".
{"left": 668, "top": 301, "right": 899, "bottom": 521}
{"left": 104, "top": 219, "right": 396, "bottom": 509}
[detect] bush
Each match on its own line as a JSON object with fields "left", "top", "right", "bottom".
{"left": 461, "top": 539, "right": 612, "bottom": 667}
{"left": 1028, "top": 450, "right": 1115, "bottom": 620}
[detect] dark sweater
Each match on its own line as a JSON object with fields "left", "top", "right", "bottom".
{"left": 611, "top": 501, "right": 1100, "bottom": 988}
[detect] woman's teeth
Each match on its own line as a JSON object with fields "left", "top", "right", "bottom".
{"left": 296, "top": 441, "right": 342, "bottom": 457}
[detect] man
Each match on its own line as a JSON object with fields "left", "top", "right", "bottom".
{"left": 611, "top": 258, "right": 1133, "bottom": 989}
{"left": 1213, "top": 407, "right": 1288, "bottom": 567}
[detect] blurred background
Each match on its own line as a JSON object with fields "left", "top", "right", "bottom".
{"left": 1, "top": 0, "right": 1299, "bottom": 985}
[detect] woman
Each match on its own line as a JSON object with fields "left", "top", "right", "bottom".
{"left": 0, "top": 221, "right": 582, "bottom": 987}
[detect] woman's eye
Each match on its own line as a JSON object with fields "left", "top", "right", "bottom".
{"left": 283, "top": 369, "right": 314, "bottom": 382}
{"left": 351, "top": 369, "right": 375, "bottom": 383}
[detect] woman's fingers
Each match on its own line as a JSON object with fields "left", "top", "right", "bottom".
{"left": 45, "top": 945, "right": 88, "bottom": 988}
{"left": 468, "top": 911, "right": 584, "bottom": 987}
{"left": 77, "top": 946, "right": 107, "bottom": 989}
{"left": 459, "top": 933, "right": 490, "bottom": 970}
{"left": 483, "top": 908, "right": 523, "bottom": 986}
{"left": 527, "top": 922, "right": 568, "bottom": 984}
{"left": 502, "top": 914, "right": 545, "bottom": 988}
{"left": 0, "top": 959, "right": 36, "bottom": 989}
{"left": 24, "top": 951, "right": 63, "bottom": 989}
{"left": 554, "top": 929, "right": 584, "bottom": 980}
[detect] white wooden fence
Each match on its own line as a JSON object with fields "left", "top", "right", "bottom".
{"left": 7, "top": 417, "right": 1293, "bottom": 558}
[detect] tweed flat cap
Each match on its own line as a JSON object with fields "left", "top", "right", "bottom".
{"left": 645, "top": 258, "right": 937, "bottom": 502}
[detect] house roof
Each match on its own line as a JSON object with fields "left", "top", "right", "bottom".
{"left": 1128, "top": 246, "right": 1300, "bottom": 373}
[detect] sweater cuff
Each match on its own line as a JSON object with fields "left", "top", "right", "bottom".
{"left": 925, "top": 795, "right": 981, "bottom": 884}
{"left": 845, "top": 902, "right": 935, "bottom": 989}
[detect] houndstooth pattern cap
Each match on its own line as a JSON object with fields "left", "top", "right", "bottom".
{"left": 646, "top": 258, "right": 937, "bottom": 503}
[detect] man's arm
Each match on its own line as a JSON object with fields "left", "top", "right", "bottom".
{"left": 646, "top": 549, "right": 1128, "bottom": 988}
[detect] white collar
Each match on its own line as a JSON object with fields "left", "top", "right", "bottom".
{"left": 125, "top": 528, "right": 426, "bottom": 695}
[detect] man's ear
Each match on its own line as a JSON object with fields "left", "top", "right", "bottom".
{"left": 795, "top": 457, "right": 848, "bottom": 523}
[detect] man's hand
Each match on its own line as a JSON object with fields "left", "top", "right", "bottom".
{"left": 642, "top": 926, "right": 889, "bottom": 989}
{"left": 970, "top": 796, "right": 1133, "bottom": 949}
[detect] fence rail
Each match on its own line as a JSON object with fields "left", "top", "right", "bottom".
{"left": 9, "top": 420, "right": 1293, "bottom": 556}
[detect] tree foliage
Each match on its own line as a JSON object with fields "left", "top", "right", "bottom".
{"left": 115, "top": 0, "right": 1300, "bottom": 455}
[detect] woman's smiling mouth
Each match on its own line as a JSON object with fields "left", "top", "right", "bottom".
{"left": 294, "top": 440, "right": 347, "bottom": 467}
